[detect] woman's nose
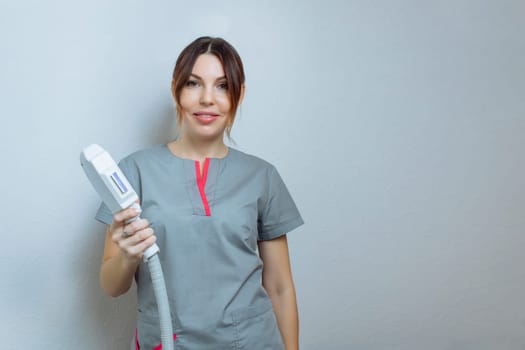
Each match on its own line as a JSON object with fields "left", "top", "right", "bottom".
{"left": 200, "top": 86, "right": 214, "bottom": 105}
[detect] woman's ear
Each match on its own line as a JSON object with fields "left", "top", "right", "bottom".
{"left": 171, "top": 80, "right": 183, "bottom": 126}
{"left": 238, "top": 84, "right": 246, "bottom": 106}
{"left": 171, "top": 80, "right": 177, "bottom": 100}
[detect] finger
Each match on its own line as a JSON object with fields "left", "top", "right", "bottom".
{"left": 129, "top": 235, "right": 156, "bottom": 256}
{"left": 132, "top": 227, "right": 154, "bottom": 244}
{"left": 118, "top": 226, "right": 153, "bottom": 250}
{"left": 111, "top": 227, "right": 126, "bottom": 243}
{"left": 111, "top": 225, "right": 135, "bottom": 244}
{"left": 123, "top": 218, "right": 150, "bottom": 237}
{"left": 113, "top": 207, "right": 139, "bottom": 224}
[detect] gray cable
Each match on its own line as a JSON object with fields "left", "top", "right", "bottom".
{"left": 146, "top": 253, "right": 174, "bottom": 350}
{"left": 127, "top": 212, "right": 174, "bottom": 350}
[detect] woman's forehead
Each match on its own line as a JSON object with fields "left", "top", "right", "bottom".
{"left": 191, "top": 54, "right": 225, "bottom": 78}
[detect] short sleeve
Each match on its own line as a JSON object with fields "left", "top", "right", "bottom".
{"left": 94, "top": 157, "right": 137, "bottom": 226}
{"left": 94, "top": 202, "right": 112, "bottom": 225}
{"left": 257, "top": 166, "right": 304, "bottom": 241}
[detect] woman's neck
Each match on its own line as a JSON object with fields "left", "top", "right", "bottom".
{"left": 168, "top": 136, "right": 228, "bottom": 161}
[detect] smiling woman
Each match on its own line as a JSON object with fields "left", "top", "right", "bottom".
{"left": 171, "top": 37, "right": 245, "bottom": 140}
{"left": 95, "top": 36, "right": 303, "bottom": 350}
{"left": 174, "top": 54, "right": 235, "bottom": 145}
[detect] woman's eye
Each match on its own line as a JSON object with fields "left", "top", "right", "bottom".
{"left": 186, "top": 80, "right": 199, "bottom": 87}
{"left": 217, "top": 82, "right": 228, "bottom": 90}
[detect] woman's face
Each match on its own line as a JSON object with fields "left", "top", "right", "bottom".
{"left": 177, "top": 53, "right": 232, "bottom": 142}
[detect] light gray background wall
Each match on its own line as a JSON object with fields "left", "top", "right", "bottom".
{"left": 1, "top": 1, "right": 524, "bottom": 349}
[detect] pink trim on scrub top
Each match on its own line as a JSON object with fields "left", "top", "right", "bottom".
{"left": 135, "top": 329, "right": 177, "bottom": 350}
{"left": 195, "top": 158, "right": 211, "bottom": 216}
{"left": 152, "top": 334, "right": 177, "bottom": 350}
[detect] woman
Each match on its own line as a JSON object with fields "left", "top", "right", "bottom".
{"left": 96, "top": 36, "right": 303, "bottom": 349}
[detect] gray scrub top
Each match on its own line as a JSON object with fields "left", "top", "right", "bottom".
{"left": 95, "top": 145, "right": 304, "bottom": 350}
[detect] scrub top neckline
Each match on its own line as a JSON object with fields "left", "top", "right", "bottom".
{"left": 162, "top": 143, "right": 231, "bottom": 162}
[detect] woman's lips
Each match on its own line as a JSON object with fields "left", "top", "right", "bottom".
{"left": 194, "top": 113, "right": 219, "bottom": 124}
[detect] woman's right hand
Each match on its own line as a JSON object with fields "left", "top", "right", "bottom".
{"left": 108, "top": 206, "right": 157, "bottom": 265}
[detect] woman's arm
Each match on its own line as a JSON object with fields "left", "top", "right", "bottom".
{"left": 100, "top": 206, "right": 156, "bottom": 297}
{"left": 258, "top": 234, "right": 299, "bottom": 350}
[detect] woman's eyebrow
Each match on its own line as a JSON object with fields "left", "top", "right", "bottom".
{"left": 190, "top": 73, "right": 227, "bottom": 82}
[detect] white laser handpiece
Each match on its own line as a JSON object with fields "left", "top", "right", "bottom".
{"left": 80, "top": 144, "right": 159, "bottom": 259}
{"left": 80, "top": 144, "right": 174, "bottom": 350}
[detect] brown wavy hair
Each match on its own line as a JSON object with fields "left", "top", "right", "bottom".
{"left": 171, "top": 36, "right": 245, "bottom": 137}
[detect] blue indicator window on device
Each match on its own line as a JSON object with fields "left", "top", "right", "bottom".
{"left": 111, "top": 171, "right": 128, "bottom": 194}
